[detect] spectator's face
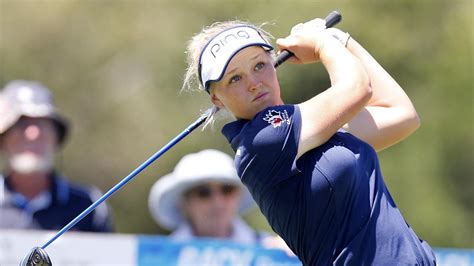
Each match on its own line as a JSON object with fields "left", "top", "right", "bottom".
{"left": 183, "top": 181, "right": 241, "bottom": 238}
{"left": 1, "top": 117, "right": 58, "bottom": 174}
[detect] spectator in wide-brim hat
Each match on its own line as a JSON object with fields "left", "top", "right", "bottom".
{"left": 0, "top": 80, "right": 113, "bottom": 232}
{"left": 148, "top": 149, "right": 266, "bottom": 244}
{"left": 0, "top": 80, "right": 69, "bottom": 146}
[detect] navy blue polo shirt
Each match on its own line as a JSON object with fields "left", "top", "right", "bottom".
{"left": 1, "top": 172, "right": 113, "bottom": 232}
{"left": 222, "top": 105, "right": 435, "bottom": 265}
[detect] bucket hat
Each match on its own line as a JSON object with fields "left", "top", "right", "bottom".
{"left": 0, "top": 80, "right": 69, "bottom": 144}
{"left": 148, "top": 149, "right": 255, "bottom": 230}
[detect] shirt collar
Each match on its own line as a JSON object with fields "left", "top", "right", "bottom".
{"left": 1, "top": 171, "right": 70, "bottom": 210}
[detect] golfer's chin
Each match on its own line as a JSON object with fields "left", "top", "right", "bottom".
{"left": 234, "top": 103, "right": 275, "bottom": 120}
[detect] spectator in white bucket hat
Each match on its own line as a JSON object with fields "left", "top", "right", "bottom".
{"left": 148, "top": 149, "right": 267, "bottom": 244}
{"left": 0, "top": 80, "right": 113, "bottom": 232}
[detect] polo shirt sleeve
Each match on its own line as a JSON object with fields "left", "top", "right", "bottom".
{"left": 234, "top": 105, "right": 301, "bottom": 200}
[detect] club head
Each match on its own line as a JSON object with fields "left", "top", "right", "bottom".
{"left": 20, "top": 247, "right": 52, "bottom": 266}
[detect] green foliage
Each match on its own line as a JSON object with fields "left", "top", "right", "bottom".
{"left": 1, "top": 0, "right": 472, "bottom": 248}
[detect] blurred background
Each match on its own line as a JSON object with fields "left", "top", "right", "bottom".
{"left": 0, "top": 0, "right": 472, "bottom": 249}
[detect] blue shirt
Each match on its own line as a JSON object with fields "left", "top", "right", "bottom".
{"left": 0, "top": 172, "right": 113, "bottom": 232}
{"left": 222, "top": 105, "right": 435, "bottom": 265}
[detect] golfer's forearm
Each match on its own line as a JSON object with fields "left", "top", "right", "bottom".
{"left": 320, "top": 36, "right": 369, "bottom": 97}
{"left": 346, "top": 37, "right": 415, "bottom": 110}
{"left": 296, "top": 36, "right": 371, "bottom": 158}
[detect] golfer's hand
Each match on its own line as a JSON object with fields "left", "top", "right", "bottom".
{"left": 276, "top": 18, "right": 329, "bottom": 64}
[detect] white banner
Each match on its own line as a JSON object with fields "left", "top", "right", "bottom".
{"left": 0, "top": 229, "right": 136, "bottom": 266}
{"left": 0, "top": 229, "right": 472, "bottom": 266}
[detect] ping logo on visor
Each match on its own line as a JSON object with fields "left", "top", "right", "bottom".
{"left": 199, "top": 26, "right": 273, "bottom": 92}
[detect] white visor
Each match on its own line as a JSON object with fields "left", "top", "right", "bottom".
{"left": 199, "top": 26, "right": 273, "bottom": 92}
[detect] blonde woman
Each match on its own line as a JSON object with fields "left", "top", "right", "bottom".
{"left": 180, "top": 17, "right": 435, "bottom": 265}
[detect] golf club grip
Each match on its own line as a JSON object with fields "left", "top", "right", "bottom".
{"left": 274, "top": 10, "right": 342, "bottom": 67}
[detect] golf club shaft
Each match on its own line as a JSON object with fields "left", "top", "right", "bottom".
{"left": 41, "top": 110, "right": 211, "bottom": 249}
{"left": 40, "top": 10, "right": 342, "bottom": 250}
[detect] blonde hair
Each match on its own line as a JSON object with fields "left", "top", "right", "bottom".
{"left": 181, "top": 20, "right": 274, "bottom": 128}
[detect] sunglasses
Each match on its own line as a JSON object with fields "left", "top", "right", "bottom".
{"left": 186, "top": 184, "right": 239, "bottom": 200}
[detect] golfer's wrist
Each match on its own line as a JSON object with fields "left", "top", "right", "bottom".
{"left": 335, "top": 31, "right": 350, "bottom": 47}
{"left": 317, "top": 34, "right": 344, "bottom": 63}
{"left": 313, "top": 34, "right": 331, "bottom": 60}
{"left": 326, "top": 28, "right": 351, "bottom": 47}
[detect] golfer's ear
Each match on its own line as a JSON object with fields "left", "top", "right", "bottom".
{"left": 210, "top": 93, "right": 225, "bottom": 109}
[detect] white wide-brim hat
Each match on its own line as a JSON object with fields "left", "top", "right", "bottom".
{"left": 148, "top": 149, "right": 255, "bottom": 230}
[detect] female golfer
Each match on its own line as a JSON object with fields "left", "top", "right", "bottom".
{"left": 182, "top": 18, "right": 436, "bottom": 265}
